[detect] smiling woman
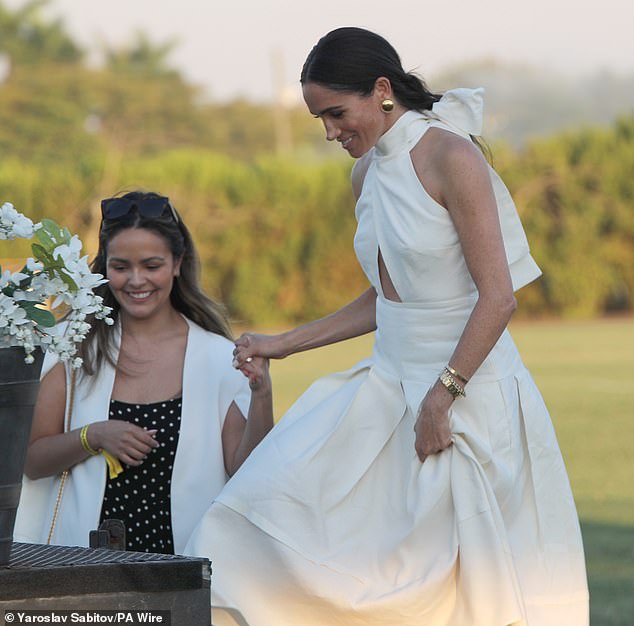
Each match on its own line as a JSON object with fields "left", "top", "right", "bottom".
{"left": 304, "top": 81, "right": 397, "bottom": 157}
{"left": 105, "top": 228, "right": 182, "bottom": 324}
{"left": 187, "top": 27, "right": 589, "bottom": 626}
{"left": 14, "top": 191, "right": 275, "bottom": 555}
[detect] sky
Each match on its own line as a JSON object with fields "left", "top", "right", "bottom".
{"left": 4, "top": 0, "right": 634, "bottom": 103}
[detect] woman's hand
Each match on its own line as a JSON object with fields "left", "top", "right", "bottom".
{"left": 239, "top": 356, "right": 272, "bottom": 394}
{"left": 414, "top": 381, "right": 454, "bottom": 463}
{"left": 87, "top": 420, "right": 160, "bottom": 467}
{"left": 232, "top": 332, "right": 288, "bottom": 368}
{"left": 222, "top": 354, "right": 274, "bottom": 476}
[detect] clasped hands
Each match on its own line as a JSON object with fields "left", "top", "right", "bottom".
{"left": 233, "top": 332, "right": 454, "bottom": 464}
{"left": 232, "top": 333, "right": 273, "bottom": 392}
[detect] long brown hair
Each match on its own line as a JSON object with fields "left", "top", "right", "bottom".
{"left": 79, "top": 191, "right": 233, "bottom": 377}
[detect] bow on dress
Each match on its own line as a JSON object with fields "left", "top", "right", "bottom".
{"left": 426, "top": 87, "right": 485, "bottom": 137}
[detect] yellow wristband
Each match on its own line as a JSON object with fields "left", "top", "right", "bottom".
{"left": 80, "top": 425, "right": 124, "bottom": 479}
{"left": 80, "top": 425, "right": 100, "bottom": 456}
{"left": 102, "top": 450, "right": 124, "bottom": 479}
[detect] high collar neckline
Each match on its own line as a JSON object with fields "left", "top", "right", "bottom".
{"left": 373, "top": 88, "right": 486, "bottom": 158}
{"left": 374, "top": 110, "right": 422, "bottom": 158}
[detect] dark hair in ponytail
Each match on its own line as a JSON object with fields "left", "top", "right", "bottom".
{"left": 301, "top": 27, "right": 490, "bottom": 157}
{"left": 300, "top": 27, "right": 442, "bottom": 112}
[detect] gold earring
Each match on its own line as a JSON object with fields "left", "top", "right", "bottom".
{"left": 381, "top": 98, "right": 394, "bottom": 113}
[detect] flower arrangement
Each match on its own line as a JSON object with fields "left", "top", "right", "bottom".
{"left": 0, "top": 201, "right": 112, "bottom": 367}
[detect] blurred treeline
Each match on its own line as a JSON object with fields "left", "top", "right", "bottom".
{"left": 1, "top": 1, "right": 633, "bottom": 324}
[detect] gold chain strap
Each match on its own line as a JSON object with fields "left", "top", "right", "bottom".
{"left": 46, "top": 367, "right": 77, "bottom": 544}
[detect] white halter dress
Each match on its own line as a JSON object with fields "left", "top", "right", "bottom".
{"left": 186, "top": 88, "right": 589, "bottom": 626}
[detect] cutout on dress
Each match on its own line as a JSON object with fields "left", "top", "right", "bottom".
{"left": 378, "top": 248, "right": 401, "bottom": 302}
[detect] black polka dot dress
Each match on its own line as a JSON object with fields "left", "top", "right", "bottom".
{"left": 99, "top": 397, "right": 182, "bottom": 554}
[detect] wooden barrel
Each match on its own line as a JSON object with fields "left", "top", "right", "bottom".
{"left": 0, "top": 346, "right": 44, "bottom": 566}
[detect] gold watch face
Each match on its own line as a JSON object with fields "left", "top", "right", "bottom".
{"left": 440, "top": 370, "right": 463, "bottom": 398}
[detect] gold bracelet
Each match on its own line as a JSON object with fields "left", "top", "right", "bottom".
{"left": 446, "top": 364, "right": 469, "bottom": 384}
{"left": 80, "top": 425, "right": 100, "bottom": 456}
{"left": 439, "top": 368, "right": 466, "bottom": 399}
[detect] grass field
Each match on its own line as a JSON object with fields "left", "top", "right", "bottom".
{"left": 264, "top": 317, "right": 634, "bottom": 626}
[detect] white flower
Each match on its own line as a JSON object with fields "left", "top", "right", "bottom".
{"left": 0, "top": 202, "right": 36, "bottom": 239}
{"left": 0, "top": 270, "right": 11, "bottom": 289}
{"left": 53, "top": 236, "right": 82, "bottom": 270}
{"left": 1, "top": 202, "right": 112, "bottom": 366}
{"left": 13, "top": 289, "right": 44, "bottom": 302}
{"left": 26, "top": 258, "right": 44, "bottom": 272}
{"left": 10, "top": 271, "right": 29, "bottom": 285}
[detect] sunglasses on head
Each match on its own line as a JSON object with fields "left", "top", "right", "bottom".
{"left": 100, "top": 195, "right": 179, "bottom": 223}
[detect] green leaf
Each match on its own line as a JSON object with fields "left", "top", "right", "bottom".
{"left": 34, "top": 226, "right": 56, "bottom": 252}
{"left": 31, "top": 245, "right": 66, "bottom": 275}
{"left": 38, "top": 219, "right": 69, "bottom": 249}
{"left": 31, "top": 242, "right": 54, "bottom": 264}
{"left": 33, "top": 308, "right": 57, "bottom": 327}
{"left": 58, "top": 269, "right": 78, "bottom": 291}
{"left": 20, "top": 303, "right": 56, "bottom": 327}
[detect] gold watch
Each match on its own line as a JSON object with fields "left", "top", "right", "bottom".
{"left": 439, "top": 368, "right": 466, "bottom": 399}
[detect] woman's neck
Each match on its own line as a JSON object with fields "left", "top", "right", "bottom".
{"left": 119, "top": 307, "right": 187, "bottom": 340}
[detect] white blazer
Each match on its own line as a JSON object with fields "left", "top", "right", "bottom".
{"left": 14, "top": 317, "right": 250, "bottom": 554}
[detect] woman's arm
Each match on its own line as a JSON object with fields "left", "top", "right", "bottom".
{"left": 25, "top": 363, "right": 91, "bottom": 479}
{"left": 233, "top": 153, "right": 376, "bottom": 366}
{"left": 25, "top": 362, "right": 159, "bottom": 479}
{"left": 412, "top": 130, "right": 517, "bottom": 462}
{"left": 433, "top": 132, "right": 516, "bottom": 378}
{"left": 222, "top": 357, "right": 274, "bottom": 476}
{"left": 232, "top": 287, "right": 377, "bottom": 365}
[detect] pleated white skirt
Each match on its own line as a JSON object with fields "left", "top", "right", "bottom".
{"left": 186, "top": 297, "right": 588, "bottom": 625}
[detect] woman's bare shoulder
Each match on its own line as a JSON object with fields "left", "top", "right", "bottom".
{"left": 411, "top": 127, "right": 488, "bottom": 199}
{"left": 412, "top": 126, "right": 482, "bottom": 168}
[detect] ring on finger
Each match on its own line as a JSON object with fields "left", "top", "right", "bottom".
{"left": 245, "top": 357, "right": 253, "bottom": 363}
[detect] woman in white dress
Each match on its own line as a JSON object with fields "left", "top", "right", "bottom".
{"left": 187, "top": 27, "right": 589, "bottom": 625}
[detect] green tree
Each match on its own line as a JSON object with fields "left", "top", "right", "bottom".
{"left": 0, "top": 0, "right": 81, "bottom": 65}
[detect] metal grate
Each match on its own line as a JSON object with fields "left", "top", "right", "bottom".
{"left": 2, "top": 543, "right": 211, "bottom": 602}
{"left": 8, "top": 542, "right": 194, "bottom": 569}
{"left": 1, "top": 543, "right": 211, "bottom": 623}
